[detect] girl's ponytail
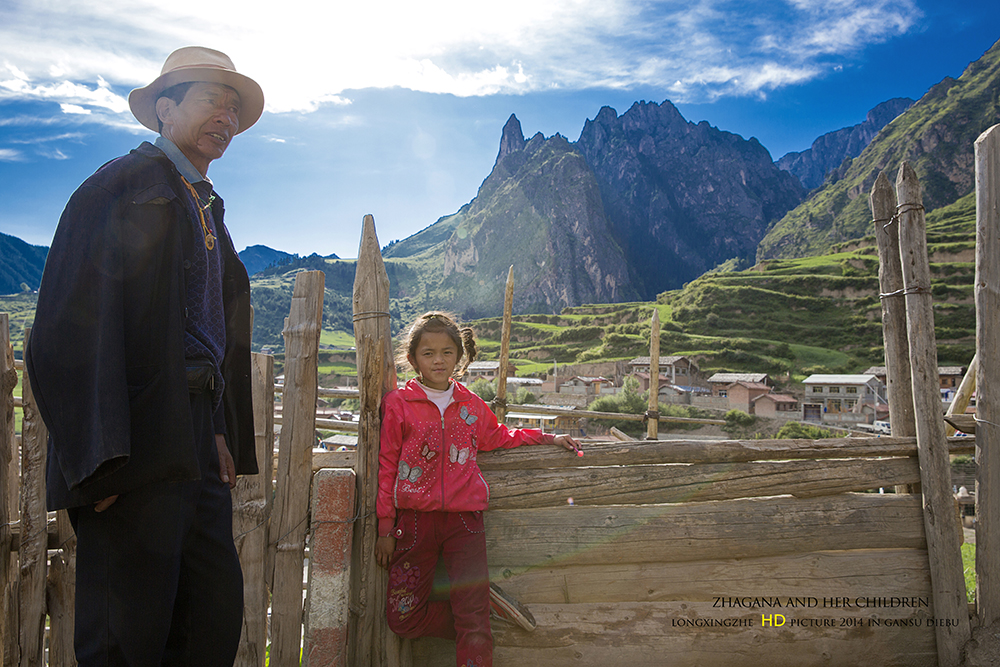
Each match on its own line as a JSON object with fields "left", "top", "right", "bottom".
{"left": 457, "top": 327, "right": 477, "bottom": 376}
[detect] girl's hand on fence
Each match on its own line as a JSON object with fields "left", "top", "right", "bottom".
{"left": 553, "top": 434, "right": 582, "bottom": 456}
{"left": 94, "top": 495, "right": 119, "bottom": 512}
{"left": 216, "top": 434, "right": 236, "bottom": 489}
{"left": 375, "top": 536, "right": 396, "bottom": 569}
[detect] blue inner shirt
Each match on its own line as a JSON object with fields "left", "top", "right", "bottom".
{"left": 154, "top": 137, "right": 227, "bottom": 425}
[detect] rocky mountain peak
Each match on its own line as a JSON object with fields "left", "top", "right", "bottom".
{"left": 776, "top": 97, "right": 915, "bottom": 190}
{"left": 620, "top": 99, "right": 686, "bottom": 132}
{"left": 497, "top": 114, "right": 526, "bottom": 164}
{"left": 576, "top": 99, "right": 805, "bottom": 297}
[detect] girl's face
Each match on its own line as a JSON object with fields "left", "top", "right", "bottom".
{"left": 409, "top": 331, "right": 459, "bottom": 391}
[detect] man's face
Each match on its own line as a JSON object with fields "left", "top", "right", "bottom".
{"left": 158, "top": 82, "right": 241, "bottom": 175}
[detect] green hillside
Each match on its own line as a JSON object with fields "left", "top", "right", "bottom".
{"left": 758, "top": 38, "right": 1000, "bottom": 260}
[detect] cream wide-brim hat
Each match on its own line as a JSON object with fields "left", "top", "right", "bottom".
{"left": 128, "top": 46, "right": 264, "bottom": 134}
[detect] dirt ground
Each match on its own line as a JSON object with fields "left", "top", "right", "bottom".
{"left": 962, "top": 619, "right": 1000, "bottom": 666}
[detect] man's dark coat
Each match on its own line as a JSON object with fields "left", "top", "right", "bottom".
{"left": 27, "top": 142, "right": 257, "bottom": 510}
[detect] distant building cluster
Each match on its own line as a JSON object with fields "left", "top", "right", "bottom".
{"left": 453, "top": 355, "right": 968, "bottom": 435}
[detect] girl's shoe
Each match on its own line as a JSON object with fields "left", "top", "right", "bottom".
{"left": 489, "top": 582, "right": 537, "bottom": 632}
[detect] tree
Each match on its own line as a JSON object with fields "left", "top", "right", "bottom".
{"left": 514, "top": 386, "right": 537, "bottom": 405}
{"left": 468, "top": 378, "right": 496, "bottom": 402}
{"left": 722, "top": 409, "right": 758, "bottom": 439}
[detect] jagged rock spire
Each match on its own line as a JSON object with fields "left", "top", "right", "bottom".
{"left": 497, "top": 114, "right": 526, "bottom": 163}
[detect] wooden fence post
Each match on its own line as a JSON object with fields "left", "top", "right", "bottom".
{"left": 646, "top": 309, "right": 660, "bottom": 440}
{"left": 17, "top": 331, "right": 47, "bottom": 666}
{"left": 46, "top": 510, "right": 75, "bottom": 666}
{"left": 975, "top": 123, "right": 1000, "bottom": 628}
{"left": 1, "top": 313, "right": 16, "bottom": 665}
{"left": 493, "top": 266, "right": 514, "bottom": 424}
{"left": 270, "top": 270, "right": 325, "bottom": 665}
{"left": 349, "top": 215, "right": 403, "bottom": 667}
{"left": 871, "top": 173, "right": 917, "bottom": 437}
{"left": 896, "top": 162, "right": 971, "bottom": 666}
{"left": 234, "top": 352, "right": 276, "bottom": 667}
{"left": 871, "top": 171, "right": 917, "bottom": 494}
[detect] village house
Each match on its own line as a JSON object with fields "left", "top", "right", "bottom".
{"left": 938, "top": 366, "right": 967, "bottom": 390}
{"left": 463, "top": 360, "right": 517, "bottom": 382}
{"left": 752, "top": 392, "right": 800, "bottom": 419}
{"left": 864, "top": 364, "right": 967, "bottom": 391}
{"left": 706, "top": 372, "right": 772, "bottom": 397}
{"left": 801, "top": 374, "right": 887, "bottom": 426}
{"left": 558, "top": 376, "right": 614, "bottom": 398}
{"left": 506, "top": 377, "right": 544, "bottom": 391}
{"left": 627, "top": 356, "right": 700, "bottom": 387}
{"left": 725, "top": 381, "right": 772, "bottom": 412}
{"left": 864, "top": 364, "right": 968, "bottom": 402}
{"left": 504, "top": 405, "right": 585, "bottom": 437}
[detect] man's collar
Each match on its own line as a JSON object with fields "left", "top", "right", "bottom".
{"left": 154, "top": 136, "right": 213, "bottom": 187}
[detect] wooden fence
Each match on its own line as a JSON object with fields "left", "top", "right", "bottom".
{"left": 3, "top": 125, "right": 1000, "bottom": 666}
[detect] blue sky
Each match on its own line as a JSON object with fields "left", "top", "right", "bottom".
{"left": 1, "top": 0, "right": 998, "bottom": 260}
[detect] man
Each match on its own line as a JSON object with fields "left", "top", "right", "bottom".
{"left": 26, "top": 47, "right": 263, "bottom": 666}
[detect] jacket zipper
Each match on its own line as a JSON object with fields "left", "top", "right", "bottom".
{"left": 440, "top": 408, "right": 447, "bottom": 507}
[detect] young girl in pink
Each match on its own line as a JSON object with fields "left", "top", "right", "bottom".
{"left": 375, "top": 311, "right": 581, "bottom": 666}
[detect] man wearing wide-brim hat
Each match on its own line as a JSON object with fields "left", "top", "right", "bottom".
{"left": 27, "top": 46, "right": 263, "bottom": 665}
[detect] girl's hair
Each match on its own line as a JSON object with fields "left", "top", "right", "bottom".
{"left": 398, "top": 311, "right": 477, "bottom": 378}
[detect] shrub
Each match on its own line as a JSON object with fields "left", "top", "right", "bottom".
{"left": 776, "top": 422, "right": 835, "bottom": 439}
{"left": 468, "top": 378, "right": 496, "bottom": 402}
{"left": 722, "top": 409, "right": 758, "bottom": 438}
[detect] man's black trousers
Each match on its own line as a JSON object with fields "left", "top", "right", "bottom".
{"left": 69, "top": 390, "right": 244, "bottom": 666}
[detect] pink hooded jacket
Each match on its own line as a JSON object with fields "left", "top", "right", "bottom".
{"left": 377, "top": 379, "right": 554, "bottom": 536}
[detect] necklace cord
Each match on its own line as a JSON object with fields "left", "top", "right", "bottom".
{"left": 180, "top": 176, "right": 217, "bottom": 250}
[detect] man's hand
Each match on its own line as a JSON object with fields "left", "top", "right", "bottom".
{"left": 216, "top": 434, "right": 236, "bottom": 488}
{"left": 375, "top": 536, "right": 396, "bottom": 570}
{"left": 94, "top": 495, "right": 119, "bottom": 512}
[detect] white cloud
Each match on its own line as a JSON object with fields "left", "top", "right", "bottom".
{"left": 36, "top": 146, "right": 70, "bottom": 160}
{"left": 0, "top": 0, "right": 924, "bottom": 120}
{"left": 8, "top": 132, "right": 86, "bottom": 144}
{"left": 0, "top": 148, "right": 24, "bottom": 162}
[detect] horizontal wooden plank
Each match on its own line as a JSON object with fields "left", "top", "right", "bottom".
{"left": 298, "top": 437, "right": 974, "bottom": 474}
{"left": 412, "top": 601, "right": 939, "bottom": 667}
{"left": 275, "top": 415, "right": 359, "bottom": 431}
{"left": 488, "top": 549, "right": 932, "bottom": 605}
{"left": 478, "top": 436, "right": 974, "bottom": 469}
{"left": 484, "top": 493, "right": 926, "bottom": 567}
{"left": 7, "top": 518, "right": 63, "bottom": 551}
{"left": 484, "top": 457, "right": 919, "bottom": 509}
{"left": 499, "top": 402, "right": 725, "bottom": 425}
{"left": 312, "top": 450, "right": 356, "bottom": 471}
{"left": 944, "top": 414, "right": 976, "bottom": 434}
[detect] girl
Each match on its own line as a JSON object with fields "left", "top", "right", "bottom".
{"left": 375, "top": 311, "right": 581, "bottom": 666}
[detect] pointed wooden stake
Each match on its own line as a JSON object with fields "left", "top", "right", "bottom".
{"left": 975, "top": 123, "right": 1000, "bottom": 629}
{"left": 871, "top": 170, "right": 917, "bottom": 494}
{"left": 494, "top": 266, "right": 514, "bottom": 424}
{"left": 349, "top": 214, "right": 404, "bottom": 667}
{"left": 646, "top": 309, "right": 660, "bottom": 441}
{"left": 897, "top": 162, "right": 971, "bottom": 666}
